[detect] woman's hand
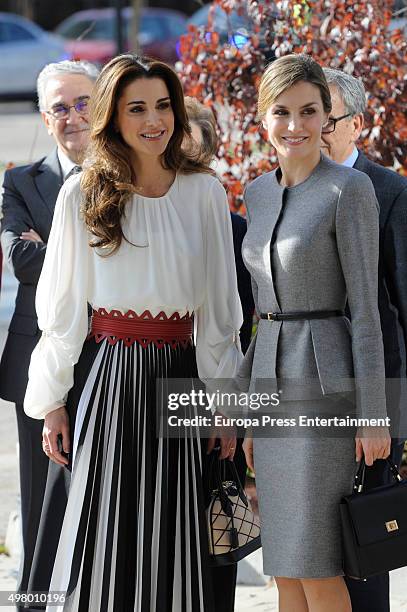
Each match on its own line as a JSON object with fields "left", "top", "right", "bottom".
{"left": 243, "top": 436, "right": 254, "bottom": 473}
{"left": 355, "top": 426, "right": 391, "bottom": 466}
{"left": 207, "top": 412, "right": 236, "bottom": 460}
{"left": 42, "top": 406, "right": 70, "bottom": 466}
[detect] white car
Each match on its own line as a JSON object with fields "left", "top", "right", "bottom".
{"left": 0, "top": 12, "right": 68, "bottom": 100}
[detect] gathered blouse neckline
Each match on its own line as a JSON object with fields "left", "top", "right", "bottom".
{"left": 133, "top": 173, "right": 178, "bottom": 201}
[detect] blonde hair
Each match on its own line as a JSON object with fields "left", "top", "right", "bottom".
{"left": 258, "top": 54, "right": 332, "bottom": 119}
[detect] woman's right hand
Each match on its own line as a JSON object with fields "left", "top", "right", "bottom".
{"left": 42, "top": 406, "right": 70, "bottom": 466}
{"left": 243, "top": 436, "right": 254, "bottom": 473}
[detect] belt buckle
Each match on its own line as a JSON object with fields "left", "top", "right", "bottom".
{"left": 267, "top": 312, "right": 275, "bottom": 321}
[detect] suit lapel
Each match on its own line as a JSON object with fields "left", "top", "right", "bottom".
{"left": 263, "top": 171, "right": 285, "bottom": 311}
{"left": 245, "top": 172, "right": 285, "bottom": 312}
{"left": 34, "top": 149, "right": 63, "bottom": 216}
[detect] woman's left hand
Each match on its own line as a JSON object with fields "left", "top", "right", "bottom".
{"left": 207, "top": 412, "right": 236, "bottom": 460}
{"left": 355, "top": 426, "right": 391, "bottom": 466}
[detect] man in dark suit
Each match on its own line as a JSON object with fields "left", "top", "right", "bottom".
{"left": 0, "top": 59, "right": 98, "bottom": 610}
{"left": 231, "top": 212, "right": 254, "bottom": 354}
{"left": 322, "top": 68, "right": 407, "bottom": 612}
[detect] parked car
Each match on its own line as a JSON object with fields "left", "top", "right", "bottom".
{"left": 0, "top": 12, "right": 68, "bottom": 100}
{"left": 55, "top": 7, "right": 188, "bottom": 67}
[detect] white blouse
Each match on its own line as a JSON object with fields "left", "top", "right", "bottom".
{"left": 24, "top": 172, "right": 243, "bottom": 419}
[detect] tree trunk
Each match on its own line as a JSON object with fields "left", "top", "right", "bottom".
{"left": 130, "top": 0, "right": 144, "bottom": 54}
{"left": 15, "top": 0, "right": 34, "bottom": 20}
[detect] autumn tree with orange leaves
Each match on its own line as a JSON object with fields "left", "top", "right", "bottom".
{"left": 177, "top": 0, "right": 407, "bottom": 211}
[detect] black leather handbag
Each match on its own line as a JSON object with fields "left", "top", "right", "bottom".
{"left": 340, "top": 458, "right": 407, "bottom": 579}
{"left": 206, "top": 451, "right": 261, "bottom": 566}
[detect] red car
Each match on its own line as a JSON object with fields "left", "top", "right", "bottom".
{"left": 55, "top": 7, "right": 187, "bottom": 67}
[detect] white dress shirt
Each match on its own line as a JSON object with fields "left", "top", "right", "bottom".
{"left": 342, "top": 146, "right": 359, "bottom": 168}
{"left": 57, "top": 148, "right": 78, "bottom": 180}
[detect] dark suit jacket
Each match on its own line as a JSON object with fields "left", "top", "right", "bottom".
{"left": 354, "top": 151, "right": 407, "bottom": 433}
{"left": 354, "top": 151, "right": 407, "bottom": 377}
{"left": 231, "top": 212, "right": 254, "bottom": 354}
{"left": 0, "top": 149, "right": 63, "bottom": 404}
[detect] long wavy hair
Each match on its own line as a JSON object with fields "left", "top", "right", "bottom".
{"left": 81, "top": 54, "right": 211, "bottom": 255}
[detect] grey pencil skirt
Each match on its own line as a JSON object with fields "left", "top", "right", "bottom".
{"left": 253, "top": 396, "right": 356, "bottom": 578}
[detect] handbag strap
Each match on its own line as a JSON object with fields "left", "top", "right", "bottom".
{"left": 225, "top": 457, "right": 249, "bottom": 507}
{"left": 209, "top": 450, "right": 233, "bottom": 516}
{"left": 354, "top": 457, "right": 403, "bottom": 493}
{"left": 208, "top": 448, "right": 249, "bottom": 512}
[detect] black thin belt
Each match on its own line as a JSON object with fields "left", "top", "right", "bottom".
{"left": 260, "top": 310, "right": 344, "bottom": 321}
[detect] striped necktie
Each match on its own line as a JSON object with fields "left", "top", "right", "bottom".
{"left": 65, "top": 165, "right": 82, "bottom": 181}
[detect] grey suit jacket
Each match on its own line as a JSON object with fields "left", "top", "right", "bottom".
{"left": 0, "top": 149, "right": 63, "bottom": 403}
{"left": 240, "top": 155, "right": 386, "bottom": 420}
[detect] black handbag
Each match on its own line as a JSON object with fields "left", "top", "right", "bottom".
{"left": 340, "top": 458, "right": 407, "bottom": 579}
{"left": 206, "top": 450, "right": 261, "bottom": 566}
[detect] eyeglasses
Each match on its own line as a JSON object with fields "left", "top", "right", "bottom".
{"left": 46, "top": 97, "right": 90, "bottom": 120}
{"left": 321, "top": 113, "right": 352, "bottom": 134}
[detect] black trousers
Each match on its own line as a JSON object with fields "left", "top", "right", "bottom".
{"left": 26, "top": 460, "right": 69, "bottom": 594}
{"left": 14, "top": 404, "right": 51, "bottom": 612}
{"left": 345, "top": 440, "right": 405, "bottom": 612}
{"left": 25, "top": 342, "right": 90, "bottom": 602}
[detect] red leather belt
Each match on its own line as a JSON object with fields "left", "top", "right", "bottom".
{"left": 89, "top": 308, "right": 193, "bottom": 349}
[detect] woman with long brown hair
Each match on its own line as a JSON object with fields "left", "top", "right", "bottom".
{"left": 24, "top": 54, "right": 242, "bottom": 611}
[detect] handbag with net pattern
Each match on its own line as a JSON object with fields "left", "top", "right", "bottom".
{"left": 206, "top": 450, "right": 261, "bottom": 566}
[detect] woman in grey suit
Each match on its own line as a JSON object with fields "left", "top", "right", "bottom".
{"left": 241, "top": 54, "right": 390, "bottom": 611}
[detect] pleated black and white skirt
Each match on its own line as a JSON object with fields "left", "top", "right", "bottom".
{"left": 46, "top": 333, "right": 215, "bottom": 612}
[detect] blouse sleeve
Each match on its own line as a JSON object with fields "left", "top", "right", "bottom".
{"left": 336, "top": 171, "right": 387, "bottom": 420}
{"left": 24, "top": 176, "right": 90, "bottom": 419}
{"left": 195, "top": 179, "right": 243, "bottom": 388}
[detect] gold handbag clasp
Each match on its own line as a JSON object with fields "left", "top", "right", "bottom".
{"left": 385, "top": 520, "right": 399, "bottom": 533}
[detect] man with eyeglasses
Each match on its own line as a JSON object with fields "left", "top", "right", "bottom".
{"left": 322, "top": 68, "right": 407, "bottom": 612}
{"left": 0, "top": 59, "right": 99, "bottom": 611}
